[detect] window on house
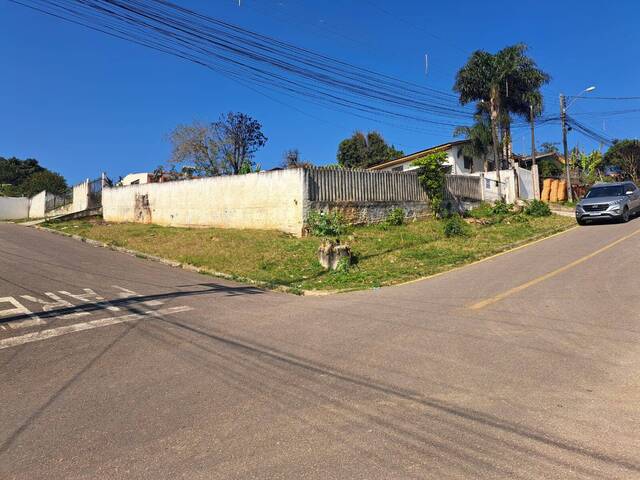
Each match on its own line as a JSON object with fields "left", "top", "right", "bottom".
{"left": 130, "top": 179, "right": 140, "bottom": 185}
{"left": 463, "top": 156, "right": 473, "bottom": 170}
{"left": 392, "top": 166, "right": 404, "bottom": 172}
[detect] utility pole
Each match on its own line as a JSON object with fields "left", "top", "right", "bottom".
{"left": 560, "top": 94, "right": 573, "bottom": 202}
{"left": 530, "top": 104, "right": 538, "bottom": 199}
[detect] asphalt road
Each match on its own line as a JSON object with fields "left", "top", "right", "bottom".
{"left": 1, "top": 220, "right": 639, "bottom": 479}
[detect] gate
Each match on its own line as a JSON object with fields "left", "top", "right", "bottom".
{"left": 517, "top": 166, "right": 536, "bottom": 200}
{"left": 88, "top": 177, "right": 103, "bottom": 208}
{"left": 45, "top": 189, "right": 73, "bottom": 213}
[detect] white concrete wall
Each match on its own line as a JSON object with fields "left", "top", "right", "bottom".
{"left": 45, "top": 180, "right": 90, "bottom": 218}
{"left": 378, "top": 146, "right": 489, "bottom": 174}
{"left": 483, "top": 170, "right": 516, "bottom": 203}
{"left": 73, "top": 180, "right": 89, "bottom": 212}
{"left": 0, "top": 197, "right": 29, "bottom": 220}
{"left": 28, "top": 190, "right": 47, "bottom": 219}
{"left": 103, "top": 169, "right": 305, "bottom": 235}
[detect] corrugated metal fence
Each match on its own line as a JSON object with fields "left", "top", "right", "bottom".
{"left": 305, "top": 167, "right": 427, "bottom": 202}
{"left": 444, "top": 174, "right": 483, "bottom": 201}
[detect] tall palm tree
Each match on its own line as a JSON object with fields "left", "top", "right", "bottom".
{"left": 453, "top": 114, "right": 493, "bottom": 173}
{"left": 454, "top": 44, "right": 549, "bottom": 198}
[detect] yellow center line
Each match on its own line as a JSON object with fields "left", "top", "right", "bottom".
{"left": 469, "top": 227, "right": 640, "bottom": 310}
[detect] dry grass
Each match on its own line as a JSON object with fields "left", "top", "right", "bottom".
{"left": 45, "top": 214, "right": 576, "bottom": 293}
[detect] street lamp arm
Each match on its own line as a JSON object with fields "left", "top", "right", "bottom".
{"left": 565, "top": 86, "right": 596, "bottom": 110}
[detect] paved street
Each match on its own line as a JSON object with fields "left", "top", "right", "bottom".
{"left": 1, "top": 221, "right": 640, "bottom": 479}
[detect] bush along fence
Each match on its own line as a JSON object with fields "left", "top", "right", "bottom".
{"left": 102, "top": 167, "right": 431, "bottom": 236}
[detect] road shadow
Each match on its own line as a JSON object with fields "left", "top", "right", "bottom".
{"left": 137, "top": 316, "right": 640, "bottom": 477}
{"left": 0, "top": 282, "right": 264, "bottom": 326}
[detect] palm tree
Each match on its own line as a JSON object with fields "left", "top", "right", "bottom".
{"left": 453, "top": 114, "right": 493, "bottom": 173}
{"left": 454, "top": 44, "right": 549, "bottom": 198}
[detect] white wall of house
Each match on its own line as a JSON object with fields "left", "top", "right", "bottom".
{"left": 121, "top": 173, "right": 151, "bottom": 186}
{"left": 377, "top": 145, "right": 487, "bottom": 174}
{"left": 103, "top": 169, "right": 306, "bottom": 236}
{"left": 0, "top": 197, "right": 30, "bottom": 220}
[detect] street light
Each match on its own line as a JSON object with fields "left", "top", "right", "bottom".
{"left": 560, "top": 86, "right": 596, "bottom": 202}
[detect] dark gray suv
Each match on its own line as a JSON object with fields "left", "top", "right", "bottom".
{"left": 575, "top": 182, "right": 640, "bottom": 225}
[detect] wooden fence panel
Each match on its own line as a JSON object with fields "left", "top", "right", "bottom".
{"left": 444, "top": 175, "right": 483, "bottom": 201}
{"left": 305, "top": 168, "right": 427, "bottom": 202}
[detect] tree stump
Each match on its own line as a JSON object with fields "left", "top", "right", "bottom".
{"left": 318, "top": 241, "right": 352, "bottom": 270}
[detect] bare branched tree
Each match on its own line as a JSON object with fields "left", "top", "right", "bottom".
{"left": 168, "top": 112, "right": 267, "bottom": 176}
{"left": 168, "top": 122, "right": 221, "bottom": 176}
{"left": 281, "top": 149, "right": 313, "bottom": 168}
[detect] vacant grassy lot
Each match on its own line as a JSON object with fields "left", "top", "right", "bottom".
{"left": 44, "top": 214, "right": 575, "bottom": 293}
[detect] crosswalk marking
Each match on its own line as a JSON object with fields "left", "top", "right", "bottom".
{"left": 0, "top": 306, "right": 193, "bottom": 350}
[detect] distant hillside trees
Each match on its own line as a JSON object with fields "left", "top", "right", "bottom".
{"left": 0, "top": 157, "right": 67, "bottom": 197}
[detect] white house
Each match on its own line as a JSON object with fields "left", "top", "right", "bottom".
{"left": 120, "top": 172, "right": 153, "bottom": 186}
{"left": 368, "top": 140, "right": 488, "bottom": 174}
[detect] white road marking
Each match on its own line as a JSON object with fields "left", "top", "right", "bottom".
{"left": 21, "top": 293, "right": 90, "bottom": 319}
{"left": 113, "top": 285, "right": 164, "bottom": 307}
{"left": 0, "top": 306, "right": 193, "bottom": 350}
{"left": 59, "top": 289, "right": 120, "bottom": 311}
{"left": 0, "top": 297, "right": 44, "bottom": 330}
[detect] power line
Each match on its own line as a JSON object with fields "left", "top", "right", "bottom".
{"left": 10, "top": 0, "right": 478, "bottom": 133}
{"left": 567, "top": 95, "right": 640, "bottom": 101}
{"left": 566, "top": 116, "right": 614, "bottom": 146}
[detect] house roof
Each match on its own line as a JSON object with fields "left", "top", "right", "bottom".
{"left": 518, "top": 151, "right": 566, "bottom": 164}
{"left": 368, "top": 140, "right": 470, "bottom": 171}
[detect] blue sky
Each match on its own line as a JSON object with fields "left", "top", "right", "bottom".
{"left": 2, "top": 0, "right": 640, "bottom": 184}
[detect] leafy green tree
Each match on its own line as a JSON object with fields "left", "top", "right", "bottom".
{"left": 454, "top": 44, "right": 549, "bottom": 194}
{"left": 337, "top": 131, "right": 403, "bottom": 169}
{"left": 576, "top": 150, "right": 603, "bottom": 184}
{"left": 20, "top": 170, "right": 67, "bottom": 197}
{"left": 0, "top": 157, "right": 42, "bottom": 187}
{"left": 538, "top": 159, "right": 563, "bottom": 178}
{"left": 0, "top": 156, "right": 67, "bottom": 196}
{"left": 604, "top": 139, "right": 640, "bottom": 182}
{"left": 453, "top": 114, "right": 493, "bottom": 172}
{"left": 412, "top": 151, "right": 448, "bottom": 215}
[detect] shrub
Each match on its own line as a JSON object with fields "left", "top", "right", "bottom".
{"left": 443, "top": 214, "right": 471, "bottom": 237}
{"left": 384, "top": 208, "right": 405, "bottom": 226}
{"left": 412, "top": 151, "right": 448, "bottom": 216}
{"left": 306, "top": 210, "right": 347, "bottom": 238}
{"left": 490, "top": 201, "right": 512, "bottom": 215}
{"left": 524, "top": 200, "right": 551, "bottom": 217}
{"left": 467, "top": 202, "right": 495, "bottom": 219}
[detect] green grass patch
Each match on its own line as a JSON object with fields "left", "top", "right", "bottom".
{"left": 43, "top": 214, "right": 575, "bottom": 292}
